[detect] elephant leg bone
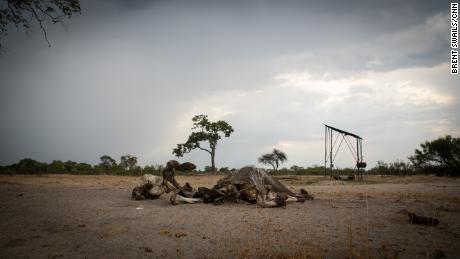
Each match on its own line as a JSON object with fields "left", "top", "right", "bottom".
{"left": 170, "top": 193, "right": 203, "bottom": 205}
{"left": 287, "top": 196, "right": 298, "bottom": 203}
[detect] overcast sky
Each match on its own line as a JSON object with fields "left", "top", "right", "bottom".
{"left": 0, "top": 0, "right": 458, "bottom": 170}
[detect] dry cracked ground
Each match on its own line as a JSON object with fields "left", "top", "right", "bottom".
{"left": 0, "top": 174, "right": 459, "bottom": 258}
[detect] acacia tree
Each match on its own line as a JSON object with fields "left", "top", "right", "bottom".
{"left": 409, "top": 135, "right": 460, "bottom": 176}
{"left": 258, "top": 149, "right": 287, "bottom": 171}
{"left": 0, "top": 0, "right": 81, "bottom": 51}
{"left": 173, "top": 114, "right": 234, "bottom": 172}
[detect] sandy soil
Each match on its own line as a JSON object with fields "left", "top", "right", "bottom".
{"left": 0, "top": 174, "right": 459, "bottom": 258}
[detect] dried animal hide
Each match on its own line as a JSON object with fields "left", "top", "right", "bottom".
{"left": 171, "top": 184, "right": 289, "bottom": 207}
{"left": 177, "top": 162, "right": 197, "bottom": 171}
{"left": 215, "top": 166, "right": 313, "bottom": 201}
{"left": 131, "top": 174, "right": 165, "bottom": 200}
{"left": 162, "top": 160, "right": 197, "bottom": 191}
{"left": 133, "top": 165, "right": 312, "bottom": 209}
{"left": 169, "top": 167, "right": 306, "bottom": 207}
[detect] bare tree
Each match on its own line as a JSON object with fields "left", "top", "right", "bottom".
{"left": 0, "top": 0, "right": 81, "bottom": 51}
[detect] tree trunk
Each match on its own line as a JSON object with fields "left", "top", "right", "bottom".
{"left": 211, "top": 146, "right": 216, "bottom": 173}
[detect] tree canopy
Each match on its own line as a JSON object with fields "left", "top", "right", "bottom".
{"left": 173, "top": 114, "right": 234, "bottom": 171}
{"left": 120, "top": 155, "right": 138, "bottom": 171}
{"left": 409, "top": 135, "right": 460, "bottom": 176}
{"left": 14, "top": 158, "right": 47, "bottom": 174}
{"left": 0, "top": 155, "right": 156, "bottom": 175}
{"left": 0, "top": 0, "right": 81, "bottom": 51}
{"left": 99, "top": 155, "right": 116, "bottom": 173}
{"left": 258, "top": 149, "right": 287, "bottom": 171}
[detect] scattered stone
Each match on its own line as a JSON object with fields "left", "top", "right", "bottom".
{"left": 175, "top": 232, "right": 187, "bottom": 238}
{"left": 143, "top": 247, "right": 153, "bottom": 253}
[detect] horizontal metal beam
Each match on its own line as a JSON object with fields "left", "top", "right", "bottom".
{"left": 324, "top": 124, "right": 362, "bottom": 140}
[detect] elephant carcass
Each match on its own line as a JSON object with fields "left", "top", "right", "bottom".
{"left": 170, "top": 187, "right": 292, "bottom": 208}
{"left": 169, "top": 171, "right": 292, "bottom": 208}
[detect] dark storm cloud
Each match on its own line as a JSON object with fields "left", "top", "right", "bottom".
{"left": 0, "top": 0, "right": 458, "bottom": 168}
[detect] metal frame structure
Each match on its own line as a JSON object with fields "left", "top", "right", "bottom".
{"left": 324, "top": 124, "right": 366, "bottom": 180}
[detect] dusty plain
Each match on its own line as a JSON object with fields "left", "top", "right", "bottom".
{"left": 0, "top": 174, "right": 459, "bottom": 258}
